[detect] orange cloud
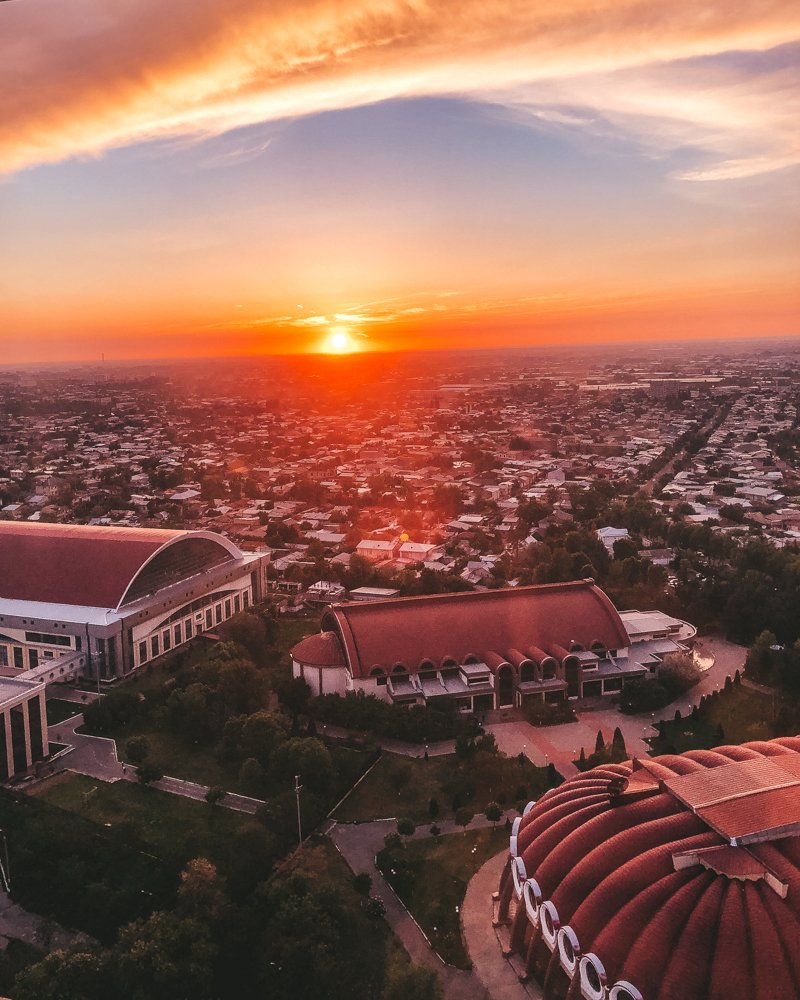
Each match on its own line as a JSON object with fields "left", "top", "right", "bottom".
{"left": 2, "top": 0, "right": 798, "bottom": 174}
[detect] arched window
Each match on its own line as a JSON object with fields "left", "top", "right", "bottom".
{"left": 591, "top": 640, "right": 607, "bottom": 656}
{"left": 441, "top": 656, "right": 457, "bottom": 668}
{"left": 392, "top": 663, "right": 408, "bottom": 674}
{"left": 520, "top": 661, "right": 535, "bottom": 683}
{"left": 370, "top": 666, "right": 387, "bottom": 687}
{"left": 463, "top": 653, "right": 479, "bottom": 665}
{"left": 541, "top": 656, "right": 558, "bottom": 680}
{"left": 418, "top": 659, "right": 436, "bottom": 671}
{"left": 569, "top": 641, "right": 584, "bottom": 652}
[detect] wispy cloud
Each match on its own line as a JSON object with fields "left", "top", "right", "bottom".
{"left": 1, "top": 0, "right": 797, "bottom": 177}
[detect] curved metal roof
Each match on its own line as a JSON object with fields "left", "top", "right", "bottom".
{"left": 318, "top": 580, "right": 630, "bottom": 679}
{"left": 0, "top": 522, "right": 242, "bottom": 611}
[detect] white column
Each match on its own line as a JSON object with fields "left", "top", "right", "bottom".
{"left": 22, "top": 701, "right": 32, "bottom": 769}
{"left": 39, "top": 693, "right": 49, "bottom": 758}
{"left": 4, "top": 711, "right": 13, "bottom": 778}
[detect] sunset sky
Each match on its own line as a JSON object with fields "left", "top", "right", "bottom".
{"left": 1, "top": 0, "right": 798, "bottom": 363}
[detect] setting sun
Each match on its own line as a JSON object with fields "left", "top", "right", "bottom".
{"left": 322, "top": 328, "right": 358, "bottom": 354}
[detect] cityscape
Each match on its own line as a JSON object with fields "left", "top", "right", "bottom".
{"left": 2, "top": 1, "right": 799, "bottom": 1000}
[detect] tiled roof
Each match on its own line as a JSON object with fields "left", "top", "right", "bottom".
{"left": 506, "top": 737, "right": 800, "bottom": 1000}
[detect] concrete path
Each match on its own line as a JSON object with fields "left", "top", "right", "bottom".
{"left": 0, "top": 891, "right": 92, "bottom": 953}
{"left": 462, "top": 851, "right": 538, "bottom": 1000}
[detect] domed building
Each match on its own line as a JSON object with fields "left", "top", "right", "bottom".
{"left": 496, "top": 738, "right": 800, "bottom": 1000}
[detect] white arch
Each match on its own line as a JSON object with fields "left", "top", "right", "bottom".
{"left": 116, "top": 530, "right": 243, "bottom": 610}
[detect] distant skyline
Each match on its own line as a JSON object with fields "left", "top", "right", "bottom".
{"left": 1, "top": 0, "right": 798, "bottom": 363}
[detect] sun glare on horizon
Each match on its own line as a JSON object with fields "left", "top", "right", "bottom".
{"left": 321, "top": 327, "right": 358, "bottom": 354}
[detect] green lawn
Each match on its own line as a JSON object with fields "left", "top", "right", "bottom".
{"left": 117, "top": 726, "right": 242, "bottom": 790}
{"left": 38, "top": 772, "right": 262, "bottom": 869}
{"left": 378, "top": 827, "right": 507, "bottom": 968}
{"left": 45, "top": 699, "right": 84, "bottom": 725}
{"left": 334, "top": 750, "right": 549, "bottom": 823}
{"left": 649, "top": 684, "right": 775, "bottom": 755}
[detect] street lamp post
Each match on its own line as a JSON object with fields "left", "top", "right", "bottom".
{"left": 294, "top": 774, "right": 303, "bottom": 848}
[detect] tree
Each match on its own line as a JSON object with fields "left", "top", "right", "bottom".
{"left": 238, "top": 757, "right": 266, "bottom": 796}
{"left": 396, "top": 817, "right": 416, "bottom": 838}
{"left": 611, "top": 727, "right": 627, "bottom": 760}
{"left": 205, "top": 786, "right": 226, "bottom": 806}
{"left": 428, "top": 797, "right": 440, "bottom": 820}
{"left": 383, "top": 963, "right": 442, "bottom": 1000}
{"left": 484, "top": 802, "right": 502, "bottom": 827}
{"left": 220, "top": 711, "right": 288, "bottom": 769}
{"left": 14, "top": 949, "right": 114, "bottom": 1000}
{"left": 270, "top": 737, "right": 334, "bottom": 794}
{"left": 276, "top": 676, "right": 312, "bottom": 720}
{"left": 137, "top": 763, "right": 163, "bottom": 785}
{"left": 454, "top": 807, "right": 474, "bottom": 833}
{"left": 215, "top": 613, "right": 268, "bottom": 661}
{"left": 125, "top": 736, "right": 149, "bottom": 765}
{"left": 352, "top": 873, "right": 372, "bottom": 896}
{"left": 115, "top": 911, "right": 217, "bottom": 1000}
{"left": 176, "top": 859, "right": 227, "bottom": 922}
{"left": 594, "top": 730, "right": 605, "bottom": 753}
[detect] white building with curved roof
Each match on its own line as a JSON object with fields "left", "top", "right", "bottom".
{"left": 0, "top": 522, "right": 268, "bottom": 684}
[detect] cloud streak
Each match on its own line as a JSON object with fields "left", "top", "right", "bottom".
{"left": 2, "top": 0, "right": 798, "bottom": 176}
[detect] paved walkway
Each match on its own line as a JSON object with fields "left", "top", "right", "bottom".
{"left": 462, "top": 851, "right": 538, "bottom": 1000}
{"left": 0, "top": 891, "right": 92, "bottom": 953}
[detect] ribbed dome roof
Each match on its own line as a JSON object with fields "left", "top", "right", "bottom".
{"left": 291, "top": 631, "right": 346, "bottom": 667}
{"left": 499, "top": 738, "right": 800, "bottom": 1000}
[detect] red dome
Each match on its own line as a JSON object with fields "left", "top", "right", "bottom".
{"left": 498, "top": 739, "right": 800, "bottom": 1000}
{"left": 291, "top": 631, "right": 346, "bottom": 668}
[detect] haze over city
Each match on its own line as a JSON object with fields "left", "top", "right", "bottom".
{"left": 2, "top": 0, "right": 798, "bottom": 363}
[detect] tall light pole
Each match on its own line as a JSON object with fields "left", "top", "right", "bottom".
{"left": 0, "top": 828, "right": 10, "bottom": 892}
{"left": 294, "top": 774, "right": 303, "bottom": 848}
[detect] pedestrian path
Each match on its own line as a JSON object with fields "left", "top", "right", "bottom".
{"left": 462, "top": 851, "right": 539, "bottom": 1000}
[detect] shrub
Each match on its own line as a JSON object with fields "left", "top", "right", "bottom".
{"left": 352, "top": 873, "right": 372, "bottom": 896}
{"left": 124, "top": 736, "right": 149, "bottom": 765}
{"left": 396, "top": 817, "right": 416, "bottom": 838}
{"left": 136, "top": 763, "right": 163, "bottom": 785}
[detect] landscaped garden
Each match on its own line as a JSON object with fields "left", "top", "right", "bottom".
{"left": 334, "top": 741, "right": 553, "bottom": 824}
{"left": 45, "top": 698, "right": 84, "bottom": 726}
{"left": 378, "top": 827, "right": 507, "bottom": 968}
{"left": 647, "top": 681, "right": 775, "bottom": 755}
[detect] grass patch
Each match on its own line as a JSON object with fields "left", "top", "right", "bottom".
{"left": 649, "top": 685, "right": 775, "bottom": 755}
{"left": 378, "top": 827, "right": 507, "bottom": 968}
{"left": 45, "top": 699, "right": 83, "bottom": 726}
{"left": 38, "top": 773, "right": 262, "bottom": 870}
{"left": 118, "top": 727, "right": 241, "bottom": 789}
{"left": 334, "top": 750, "right": 549, "bottom": 823}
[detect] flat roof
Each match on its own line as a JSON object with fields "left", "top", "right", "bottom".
{"left": 0, "top": 676, "right": 44, "bottom": 703}
{"left": 665, "top": 757, "right": 800, "bottom": 845}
